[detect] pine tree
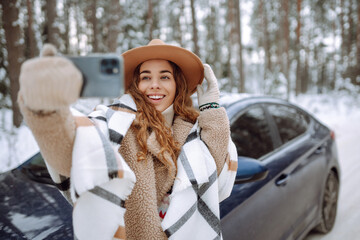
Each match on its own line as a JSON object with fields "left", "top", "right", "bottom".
{"left": 0, "top": 0, "right": 24, "bottom": 127}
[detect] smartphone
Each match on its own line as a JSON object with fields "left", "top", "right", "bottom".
{"left": 67, "top": 54, "right": 124, "bottom": 98}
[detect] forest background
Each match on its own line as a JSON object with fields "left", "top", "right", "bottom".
{"left": 1, "top": 2, "right": 360, "bottom": 236}
{"left": 0, "top": 0, "right": 359, "bottom": 128}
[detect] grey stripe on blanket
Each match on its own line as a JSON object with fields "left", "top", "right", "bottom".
{"left": 89, "top": 186, "right": 126, "bottom": 208}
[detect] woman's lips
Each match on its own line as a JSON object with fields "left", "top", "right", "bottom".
{"left": 147, "top": 94, "right": 165, "bottom": 103}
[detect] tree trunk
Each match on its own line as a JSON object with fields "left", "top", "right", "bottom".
{"left": 347, "top": 0, "right": 354, "bottom": 63}
{"left": 331, "top": 0, "right": 337, "bottom": 90}
{"left": 207, "top": 4, "right": 220, "bottom": 78}
{"left": 63, "top": 0, "right": 71, "bottom": 53}
{"left": 0, "top": 0, "right": 24, "bottom": 127}
{"left": 26, "top": 0, "right": 37, "bottom": 58}
{"left": 147, "top": 0, "right": 153, "bottom": 40}
{"left": 258, "top": 0, "right": 266, "bottom": 90}
{"left": 262, "top": 1, "right": 271, "bottom": 77}
{"left": 303, "top": 50, "right": 310, "bottom": 92}
{"left": 87, "top": 0, "right": 98, "bottom": 52}
{"left": 301, "top": 57, "right": 308, "bottom": 93}
{"left": 283, "top": 0, "right": 290, "bottom": 98}
{"left": 318, "top": 56, "right": 326, "bottom": 93}
{"left": 235, "top": 0, "right": 245, "bottom": 92}
{"left": 190, "top": 0, "right": 200, "bottom": 57}
{"left": 339, "top": 0, "right": 346, "bottom": 64}
{"left": 106, "top": 0, "right": 121, "bottom": 52}
{"left": 227, "top": 0, "right": 235, "bottom": 90}
{"left": 74, "top": 3, "right": 82, "bottom": 54}
{"left": 44, "top": 0, "right": 60, "bottom": 48}
{"left": 173, "top": 1, "right": 184, "bottom": 46}
{"left": 357, "top": 0, "right": 360, "bottom": 66}
{"left": 295, "top": 0, "right": 302, "bottom": 96}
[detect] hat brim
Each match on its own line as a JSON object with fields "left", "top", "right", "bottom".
{"left": 122, "top": 44, "right": 204, "bottom": 94}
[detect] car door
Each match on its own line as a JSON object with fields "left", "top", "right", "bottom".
{"left": 221, "top": 103, "right": 294, "bottom": 240}
{"left": 221, "top": 102, "right": 323, "bottom": 240}
{"left": 264, "top": 103, "right": 327, "bottom": 238}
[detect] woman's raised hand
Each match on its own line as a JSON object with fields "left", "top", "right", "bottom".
{"left": 197, "top": 64, "right": 220, "bottom": 108}
{"left": 19, "top": 44, "right": 83, "bottom": 112}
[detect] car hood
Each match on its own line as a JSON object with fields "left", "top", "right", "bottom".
{"left": 0, "top": 169, "right": 73, "bottom": 239}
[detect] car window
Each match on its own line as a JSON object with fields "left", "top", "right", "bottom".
{"left": 19, "top": 153, "right": 55, "bottom": 185}
{"left": 28, "top": 153, "right": 47, "bottom": 167}
{"left": 267, "top": 104, "right": 309, "bottom": 144}
{"left": 230, "top": 106, "right": 274, "bottom": 159}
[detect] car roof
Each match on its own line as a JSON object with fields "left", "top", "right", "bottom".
{"left": 219, "top": 92, "right": 290, "bottom": 109}
{"left": 216, "top": 93, "right": 319, "bottom": 124}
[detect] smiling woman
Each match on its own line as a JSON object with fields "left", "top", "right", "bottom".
{"left": 18, "top": 39, "right": 238, "bottom": 240}
{"left": 138, "top": 59, "right": 177, "bottom": 112}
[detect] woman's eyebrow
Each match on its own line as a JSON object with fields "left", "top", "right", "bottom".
{"left": 140, "top": 69, "right": 172, "bottom": 74}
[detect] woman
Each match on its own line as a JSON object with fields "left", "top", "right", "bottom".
{"left": 18, "top": 39, "right": 237, "bottom": 240}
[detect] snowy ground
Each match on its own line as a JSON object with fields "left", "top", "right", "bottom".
{"left": 0, "top": 112, "right": 40, "bottom": 172}
{"left": 1, "top": 93, "right": 359, "bottom": 239}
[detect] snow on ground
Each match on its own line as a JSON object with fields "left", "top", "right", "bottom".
{"left": 0, "top": 110, "right": 39, "bottom": 173}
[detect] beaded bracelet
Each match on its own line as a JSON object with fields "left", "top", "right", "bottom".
{"left": 199, "top": 102, "right": 220, "bottom": 111}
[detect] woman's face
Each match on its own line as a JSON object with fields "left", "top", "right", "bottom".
{"left": 138, "top": 60, "right": 176, "bottom": 112}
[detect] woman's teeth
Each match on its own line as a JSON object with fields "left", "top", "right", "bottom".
{"left": 148, "top": 95, "right": 164, "bottom": 100}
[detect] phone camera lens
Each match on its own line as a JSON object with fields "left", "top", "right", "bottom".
{"left": 101, "top": 58, "right": 119, "bottom": 75}
{"left": 111, "top": 59, "right": 117, "bottom": 66}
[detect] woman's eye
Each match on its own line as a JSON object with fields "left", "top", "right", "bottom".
{"left": 161, "top": 76, "right": 170, "bottom": 80}
{"left": 141, "top": 76, "right": 150, "bottom": 80}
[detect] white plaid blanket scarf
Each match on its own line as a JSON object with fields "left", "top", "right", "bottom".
{"left": 45, "top": 94, "right": 238, "bottom": 240}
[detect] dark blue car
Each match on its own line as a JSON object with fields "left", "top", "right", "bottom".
{"left": 220, "top": 94, "right": 340, "bottom": 239}
{"left": 0, "top": 95, "right": 340, "bottom": 239}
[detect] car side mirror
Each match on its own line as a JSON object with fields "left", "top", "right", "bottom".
{"left": 235, "top": 156, "right": 268, "bottom": 184}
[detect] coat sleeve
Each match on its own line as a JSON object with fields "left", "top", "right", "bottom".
{"left": 18, "top": 93, "right": 75, "bottom": 177}
{"left": 198, "top": 107, "right": 238, "bottom": 201}
{"left": 198, "top": 107, "right": 230, "bottom": 175}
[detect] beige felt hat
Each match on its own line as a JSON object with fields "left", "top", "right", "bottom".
{"left": 122, "top": 39, "right": 204, "bottom": 94}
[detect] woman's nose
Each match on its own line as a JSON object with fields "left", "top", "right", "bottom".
{"left": 150, "top": 79, "right": 160, "bottom": 89}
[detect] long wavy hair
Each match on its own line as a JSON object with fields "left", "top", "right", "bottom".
{"left": 127, "top": 61, "right": 199, "bottom": 169}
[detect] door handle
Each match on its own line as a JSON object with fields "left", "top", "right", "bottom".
{"left": 275, "top": 174, "right": 289, "bottom": 187}
{"left": 315, "top": 146, "right": 324, "bottom": 154}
